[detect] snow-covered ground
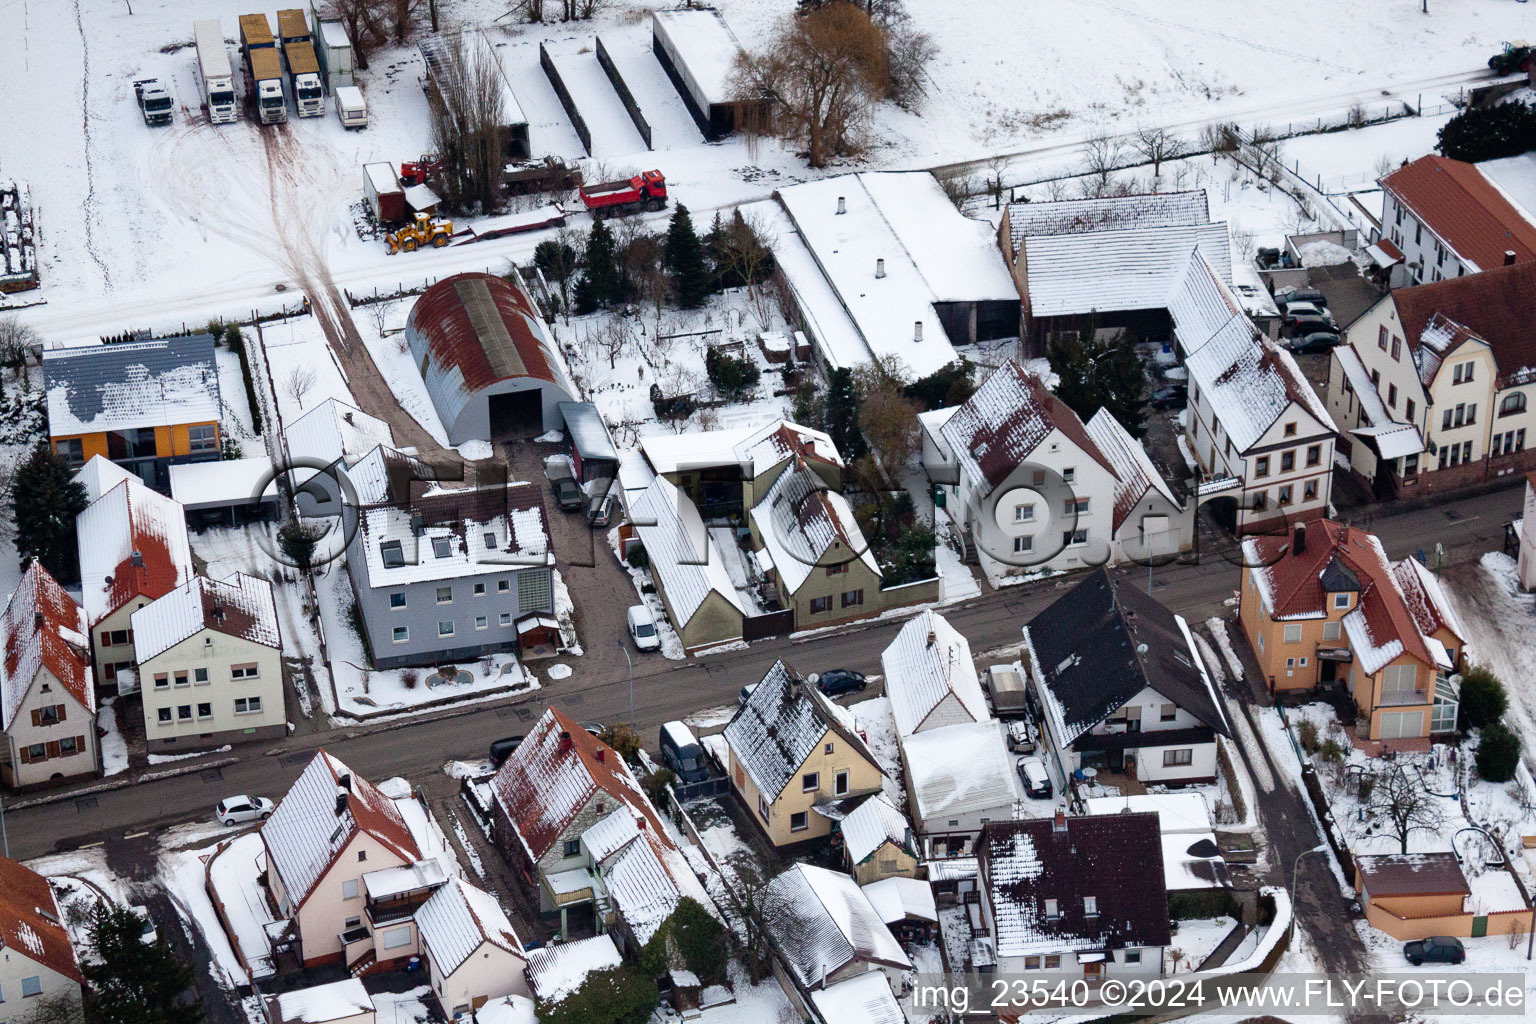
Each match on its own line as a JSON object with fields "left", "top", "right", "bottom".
{"left": 1168, "top": 915, "right": 1239, "bottom": 973}
{"left": 98, "top": 697, "right": 129, "bottom": 776}
{"left": 851, "top": 695, "right": 905, "bottom": 810}
{"left": 200, "top": 832, "right": 275, "bottom": 982}
{"left": 1443, "top": 554, "right": 1536, "bottom": 773}
{"left": 349, "top": 298, "right": 450, "bottom": 446}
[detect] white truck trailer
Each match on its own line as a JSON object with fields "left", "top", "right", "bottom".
{"left": 313, "top": 14, "right": 355, "bottom": 91}
{"left": 194, "top": 19, "right": 238, "bottom": 123}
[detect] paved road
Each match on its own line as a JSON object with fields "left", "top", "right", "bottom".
{"left": 1, "top": 484, "right": 1517, "bottom": 862}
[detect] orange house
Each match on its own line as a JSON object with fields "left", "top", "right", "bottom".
{"left": 1356, "top": 853, "right": 1532, "bottom": 941}
{"left": 1238, "top": 520, "right": 1464, "bottom": 741}
{"left": 43, "top": 335, "right": 222, "bottom": 492}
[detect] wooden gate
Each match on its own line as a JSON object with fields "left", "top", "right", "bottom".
{"left": 741, "top": 608, "right": 794, "bottom": 642}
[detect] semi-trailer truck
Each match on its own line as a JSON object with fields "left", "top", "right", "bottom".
{"left": 275, "top": 8, "right": 309, "bottom": 46}
{"left": 193, "top": 19, "right": 238, "bottom": 123}
{"left": 239, "top": 14, "right": 287, "bottom": 125}
{"left": 313, "top": 15, "right": 354, "bottom": 92}
{"left": 285, "top": 40, "right": 324, "bottom": 116}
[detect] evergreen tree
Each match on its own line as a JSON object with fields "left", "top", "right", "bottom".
{"left": 13, "top": 441, "right": 87, "bottom": 584}
{"left": 581, "top": 219, "right": 620, "bottom": 308}
{"left": 824, "top": 367, "right": 867, "bottom": 460}
{"left": 663, "top": 204, "right": 711, "bottom": 308}
{"left": 1047, "top": 326, "right": 1148, "bottom": 438}
{"left": 1476, "top": 721, "right": 1522, "bottom": 783}
{"left": 1437, "top": 103, "right": 1536, "bottom": 163}
{"left": 534, "top": 238, "right": 580, "bottom": 312}
{"left": 82, "top": 904, "right": 203, "bottom": 1024}
{"left": 1458, "top": 665, "right": 1508, "bottom": 730}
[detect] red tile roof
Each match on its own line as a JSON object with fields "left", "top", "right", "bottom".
{"left": 1391, "top": 259, "right": 1536, "bottom": 388}
{"left": 1381, "top": 156, "right": 1536, "bottom": 271}
{"left": 2, "top": 563, "right": 93, "bottom": 730}
{"left": 0, "top": 855, "right": 82, "bottom": 983}
{"left": 489, "top": 707, "right": 668, "bottom": 863}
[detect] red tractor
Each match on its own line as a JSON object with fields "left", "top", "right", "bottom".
{"left": 579, "top": 170, "right": 667, "bottom": 218}
{"left": 399, "top": 153, "right": 443, "bottom": 187}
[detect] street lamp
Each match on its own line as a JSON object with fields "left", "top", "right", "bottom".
{"left": 618, "top": 640, "right": 634, "bottom": 728}
{"left": 0, "top": 790, "right": 8, "bottom": 858}
{"left": 1289, "top": 843, "right": 1328, "bottom": 924}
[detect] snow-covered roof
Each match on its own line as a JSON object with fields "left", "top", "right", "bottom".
{"left": 75, "top": 475, "right": 194, "bottom": 627}
{"left": 364, "top": 162, "right": 399, "bottom": 197}
{"left": 881, "top": 610, "right": 987, "bottom": 737}
{"left": 724, "top": 660, "right": 880, "bottom": 802}
{"left": 1023, "top": 223, "right": 1232, "bottom": 318}
{"left": 744, "top": 199, "right": 868, "bottom": 372}
{"left": 861, "top": 876, "right": 937, "bottom": 924}
{"left": 526, "top": 935, "right": 622, "bottom": 1002}
{"left": 839, "top": 793, "right": 914, "bottom": 866}
{"left": 651, "top": 8, "right": 744, "bottom": 108}
{"left": 639, "top": 419, "right": 840, "bottom": 477}
{"left": 44, "top": 335, "right": 220, "bottom": 437}
{"left": 857, "top": 172, "right": 1019, "bottom": 302}
{"left": 766, "top": 863, "right": 910, "bottom": 989}
{"left": 355, "top": 479, "right": 550, "bottom": 588}
{"left": 131, "top": 571, "right": 280, "bottom": 663}
{"left": 1394, "top": 556, "right": 1467, "bottom": 645}
{"left": 267, "top": 978, "right": 374, "bottom": 1024}
{"left": 558, "top": 402, "right": 617, "bottom": 462}
{"left": 940, "top": 360, "right": 1113, "bottom": 493}
{"left": 0, "top": 821, "right": 82, "bottom": 983}
{"left": 261, "top": 751, "right": 421, "bottom": 912}
{"left": 809, "top": 973, "right": 904, "bottom": 1024}
{"left": 75, "top": 455, "right": 138, "bottom": 503}
{"left": 168, "top": 457, "right": 279, "bottom": 510}
{"left": 1333, "top": 346, "right": 1424, "bottom": 460}
{"left": 901, "top": 720, "right": 1020, "bottom": 824}
{"left": 924, "top": 856, "right": 978, "bottom": 882}
{"left": 1161, "top": 832, "right": 1231, "bottom": 891}
{"left": 1004, "top": 192, "right": 1211, "bottom": 253}
{"left": 589, "top": 814, "right": 684, "bottom": 945}
{"left": 285, "top": 398, "right": 395, "bottom": 472}
{"left": 750, "top": 458, "right": 878, "bottom": 595}
{"left": 1084, "top": 408, "right": 1181, "bottom": 531}
{"left": 361, "top": 860, "right": 447, "bottom": 900}
{"left": 629, "top": 475, "right": 743, "bottom": 626}
{"left": 416, "top": 878, "right": 524, "bottom": 977}
{"left": 776, "top": 176, "right": 958, "bottom": 377}
{"left": 1, "top": 562, "right": 93, "bottom": 731}
{"left": 1083, "top": 792, "right": 1213, "bottom": 835}
{"left": 419, "top": 30, "right": 526, "bottom": 128}
{"left": 473, "top": 996, "right": 535, "bottom": 1024}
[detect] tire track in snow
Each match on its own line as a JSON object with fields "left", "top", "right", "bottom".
{"left": 70, "top": 0, "right": 110, "bottom": 290}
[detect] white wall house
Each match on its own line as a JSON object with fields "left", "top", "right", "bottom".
{"left": 1, "top": 564, "right": 97, "bottom": 790}
{"left": 1378, "top": 155, "right": 1536, "bottom": 285}
{"left": 0, "top": 855, "right": 84, "bottom": 1018}
{"left": 132, "top": 573, "right": 285, "bottom": 752}
{"left": 416, "top": 878, "right": 530, "bottom": 1018}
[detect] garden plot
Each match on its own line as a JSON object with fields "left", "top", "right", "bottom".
{"left": 546, "top": 42, "right": 649, "bottom": 159}
{"left": 348, "top": 297, "right": 451, "bottom": 447}
{"left": 262, "top": 314, "right": 356, "bottom": 429}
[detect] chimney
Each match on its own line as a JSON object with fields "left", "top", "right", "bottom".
{"left": 1052, "top": 809, "right": 1067, "bottom": 833}
{"left": 335, "top": 792, "right": 349, "bottom": 816}
{"left": 338, "top": 773, "right": 352, "bottom": 791}
{"left": 131, "top": 550, "right": 144, "bottom": 568}
{"left": 875, "top": 258, "right": 886, "bottom": 279}
{"left": 343, "top": 411, "right": 355, "bottom": 424}
{"left": 34, "top": 610, "right": 43, "bottom": 628}
{"left": 595, "top": 747, "right": 606, "bottom": 763}
{"left": 1293, "top": 521, "right": 1307, "bottom": 554}
{"left": 1505, "top": 250, "right": 1518, "bottom": 267}
{"left": 558, "top": 730, "right": 573, "bottom": 754}
{"left": 913, "top": 321, "right": 923, "bottom": 343}
{"left": 636, "top": 817, "right": 647, "bottom": 830}
{"left": 836, "top": 196, "right": 846, "bottom": 215}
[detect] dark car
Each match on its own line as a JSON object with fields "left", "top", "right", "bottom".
{"left": 1149, "top": 384, "right": 1187, "bottom": 410}
{"left": 1275, "top": 286, "right": 1329, "bottom": 314}
{"left": 1287, "top": 314, "right": 1337, "bottom": 337}
{"left": 1287, "top": 331, "right": 1340, "bottom": 354}
{"left": 551, "top": 476, "right": 584, "bottom": 512}
{"left": 813, "top": 669, "right": 867, "bottom": 697}
{"left": 1403, "top": 935, "right": 1464, "bottom": 966}
{"left": 488, "top": 735, "right": 524, "bottom": 768}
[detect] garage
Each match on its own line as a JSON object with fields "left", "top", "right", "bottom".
{"left": 405, "top": 272, "right": 578, "bottom": 445}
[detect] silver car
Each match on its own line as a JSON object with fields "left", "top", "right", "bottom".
{"left": 215, "top": 795, "right": 274, "bottom": 825}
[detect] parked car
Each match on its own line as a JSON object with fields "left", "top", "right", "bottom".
{"left": 1287, "top": 331, "right": 1340, "bottom": 354}
{"left": 627, "top": 605, "right": 661, "bottom": 651}
{"left": 1288, "top": 314, "right": 1337, "bottom": 337}
{"left": 1016, "top": 756, "right": 1052, "bottom": 798}
{"left": 488, "top": 735, "right": 524, "bottom": 768}
{"left": 659, "top": 721, "right": 709, "bottom": 783}
{"left": 1274, "top": 286, "right": 1328, "bottom": 314}
{"left": 1402, "top": 935, "right": 1464, "bottom": 966}
{"left": 551, "top": 476, "right": 584, "bottom": 512}
{"left": 129, "top": 905, "right": 157, "bottom": 945}
{"left": 738, "top": 683, "right": 759, "bottom": 705}
{"left": 580, "top": 721, "right": 606, "bottom": 739}
{"left": 1149, "top": 384, "right": 1187, "bottom": 410}
{"left": 1283, "top": 302, "right": 1336, "bottom": 331}
{"left": 812, "top": 669, "right": 867, "bottom": 697}
{"left": 214, "top": 795, "right": 274, "bottom": 825}
{"left": 589, "top": 492, "right": 619, "bottom": 527}
{"left": 1006, "top": 719, "right": 1036, "bottom": 754}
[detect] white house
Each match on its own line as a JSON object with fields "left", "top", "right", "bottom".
{"left": 415, "top": 878, "right": 530, "bottom": 1018}
{"left": 764, "top": 863, "right": 910, "bottom": 992}
{"left": 131, "top": 572, "right": 284, "bottom": 752}
{"left": 0, "top": 855, "right": 84, "bottom": 1017}
{"left": 1378, "top": 154, "right": 1536, "bottom": 285}
{"left": 881, "top": 609, "right": 988, "bottom": 738}
{"left": 1022, "top": 570, "right": 1229, "bottom": 790}
{"left": 900, "top": 719, "right": 1022, "bottom": 859}
{"left": 1, "top": 564, "right": 97, "bottom": 790}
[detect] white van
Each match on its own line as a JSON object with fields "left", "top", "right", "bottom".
{"left": 626, "top": 604, "right": 660, "bottom": 651}
{"left": 334, "top": 85, "right": 367, "bottom": 129}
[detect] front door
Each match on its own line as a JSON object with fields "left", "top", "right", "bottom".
{"left": 1320, "top": 659, "right": 1337, "bottom": 685}
{"left": 1083, "top": 961, "right": 1104, "bottom": 977}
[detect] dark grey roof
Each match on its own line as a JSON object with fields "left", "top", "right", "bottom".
{"left": 723, "top": 660, "right": 877, "bottom": 801}
{"left": 43, "top": 335, "right": 220, "bottom": 436}
{"left": 1023, "top": 569, "right": 1229, "bottom": 742}
{"left": 1320, "top": 556, "right": 1361, "bottom": 593}
{"left": 558, "top": 402, "right": 617, "bottom": 462}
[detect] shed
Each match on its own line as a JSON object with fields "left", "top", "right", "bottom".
{"left": 515, "top": 613, "right": 561, "bottom": 659}
{"left": 404, "top": 272, "right": 577, "bottom": 443}
{"left": 264, "top": 979, "right": 374, "bottom": 1024}
{"left": 403, "top": 183, "right": 441, "bottom": 216}
{"left": 168, "top": 456, "right": 281, "bottom": 528}
{"left": 364, "top": 162, "right": 405, "bottom": 224}
{"left": 558, "top": 402, "right": 618, "bottom": 483}
{"left": 650, "top": 9, "right": 765, "bottom": 139}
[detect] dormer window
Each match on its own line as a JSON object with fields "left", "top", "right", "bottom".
{"left": 484, "top": 532, "right": 498, "bottom": 550}
{"left": 1333, "top": 593, "right": 1350, "bottom": 610}
{"left": 1044, "top": 898, "right": 1059, "bottom": 919}
{"left": 1084, "top": 896, "right": 1098, "bottom": 917}
{"left": 380, "top": 540, "right": 405, "bottom": 568}
{"left": 432, "top": 537, "right": 452, "bottom": 559}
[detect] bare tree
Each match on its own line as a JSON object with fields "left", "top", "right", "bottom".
{"left": 330, "top": 0, "right": 391, "bottom": 68}
{"left": 884, "top": 21, "right": 935, "bottom": 110}
{"left": 713, "top": 209, "right": 778, "bottom": 325}
{"left": 732, "top": 4, "right": 890, "bottom": 168}
{"left": 933, "top": 166, "right": 973, "bottom": 208}
{"left": 594, "top": 317, "right": 632, "bottom": 369}
{"left": 0, "top": 314, "right": 39, "bottom": 374}
{"left": 18, "top": 992, "right": 83, "bottom": 1024}
{"left": 1081, "top": 133, "right": 1122, "bottom": 197}
{"left": 852, "top": 355, "right": 919, "bottom": 478}
{"left": 1131, "top": 124, "right": 1186, "bottom": 180}
{"left": 1367, "top": 762, "right": 1445, "bottom": 854}
{"left": 426, "top": 32, "right": 507, "bottom": 213}
{"left": 283, "top": 364, "right": 319, "bottom": 410}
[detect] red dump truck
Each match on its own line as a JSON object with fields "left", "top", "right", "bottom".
{"left": 579, "top": 170, "right": 667, "bottom": 217}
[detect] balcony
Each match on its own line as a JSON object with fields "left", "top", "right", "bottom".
{"left": 1377, "top": 688, "right": 1429, "bottom": 708}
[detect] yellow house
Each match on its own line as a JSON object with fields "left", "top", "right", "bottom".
{"left": 1239, "top": 520, "right": 1465, "bottom": 741}
{"left": 1356, "top": 853, "right": 1533, "bottom": 941}
{"left": 838, "top": 793, "right": 920, "bottom": 885}
{"left": 44, "top": 334, "right": 222, "bottom": 491}
{"left": 723, "top": 660, "right": 885, "bottom": 847}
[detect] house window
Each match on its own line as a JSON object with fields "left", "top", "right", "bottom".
{"left": 1462, "top": 440, "right": 1472, "bottom": 462}
{"left": 1044, "top": 898, "right": 1059, "bottom": 919}
{"left": 1284, "top": 422, "right": 1297, "bottom": 438}
{"left": 1062, "top": 529, "right": 1088, "bottom": 547}
{"left": 563, "top": 839, "right": 581, "bottom": 858}
{"left": 1044, "top": 955, "right": 1061, "bottom": 969}
{"left": 60, "top": 736, "right": 79, "bottom": 755}
{"left": 1466, "top": 403, "right": 1477, "bottom": 426}
{"left": 802, "top": 772, "right": 820, "bottom": 792}
{"left": 1084, "top": 896, "right": 1098, "bottom": 916}
{"left": 393, "top": 626, "right": 409, "bottom": 643}
{"left": 390, "top": 592, "right": 406, "bottom": 609}
{"left": 231, "top": 664, "right": 259, "bottom": 680}
{"left": 810, "top": 596, "right": 831, "bottom": 615}
{"left": 790, "top": 811, "right": 809, "bottom": 832}
{"left": 436, "top": 586, "right": 452, "bottom": 604}
{"left": 484, "top": 532, "right": 498, "bottom": 550}
{"left": 438, "top": 621, "right": 454, "bottom": 637}
{"left": 234, "top": 697, "right": 263, "bottom": 714}
{"left": 57, "top": 438, "right": 86, "bottom": 466}
{"left": 1501, "top": 393, "right": 1527, "bottom": 418}
{"left": 1323, "top": 621, "right": 1342, "bottom": 641}
{"left": 825, "top": 742, "right": 835, "bottom": 754}
{"left": 154, "top": 673, "right": 169, "bottom": 690}
{"left": 1025, "top": 955, "right": 1042, "bottom": 969}
{"left": 826, "top": 562, "right": 848, "bottom": 576}
{"left": 499, "top": 612, "right": 512, "bottom": 627}
{"left": 473, "top": 582, "right": 486, "bottom": 596}
{"left": 174, "top": 671, "right": 189, "bottom": 687}
{"left": 1304, "top": 480, "right": 1318, "bottom": 501}
{"left": 1062, "top": 467, "right": 1076, "bottom": 484}
{"left": 157, "top": 708, "right": 172, "bottom": 724}
{"left": 1391, "top": 337, "right": 1402, "bottom": 361}
{"left": 1124, "top": 951, "right": 1142, "bottom": 964}
{"left": 1442, "top": 409, "right": 1453, "bottom": 431}
{"left": 841, "top": 589, "right": 864, "bottom": 609}
{"left": 380, "top": 541, "right": 405, "bottom": 568}
{"left": 194, "top": 667, "right": 209, "bottom": 684}
{"left": 475, "top": 616, "right": 488, "bottom": 630}
{"left": 498, "top": 580, "right": 510, "bottom": 593}
{"left": 1405, "top": 398, "right": 1416, "bottom": 422}
{"left": 1160, "top": 703, "right": 1177, "bottom": 721}
{"left": 188, "top": 424, "right": 218, "bottom": 453}
{"left": 1283, "top": 624, "right": 1302, "bottom": 643}
{"left": 758, "top": 795, "right": 770, "bottom": 822}
{"left": 1031, "top": 470, "right": 1046, "bottom": 486}
{"left": 835, "top": 770, "right": 850, "bottom": 796}
{"left": 382, "top": 927, "right": 412, "bottom": 951}
{"left": 197, "top": 703, "right": 212, "bottom": 719}
{"left": 1014, "top": 535, "right": 1033, "bottom": 553}
{"left": 21, "top": 976, "right": 43, "bottom": 997}
{"left": 1277, "top": 485, "right": 1293, "bottom": 506}
{"left": 1254, "top": 456, "right": 1270, "bottom": 478}
{"left": 1371, "top": 369, "right": 1381, "bottom": 388}
{"left": 432, "top": 537, "right": 452, "bottom": 559}
{"left": 1163, "top": 748, "right": 1194, "bottom": 767}
{"left": 1454, "top": 361, "right": 1474, "bottom": 384}
{"left": 1014, "top": 503, "right": 1035, "bottom": 523}
{"left": 1333, "top": 593, "right": 1350, "bottom": 609}
{"left": 1063, "top": 498, "right": 1089, "bottom": 515}
{"left": 342, "top": 878, "right": 359, "bottom": 900}
{"left": 1281, "top": 451, "right": 1295, "bottom": 472}
{"left": 1377, "top": 326, "right": 1388, "bottom": 350}
{"left": 26, "top": 742, "right": 46, "bottom": 760}
{"left": 177, "top": 705, "right": 192, "bottom": 720}
{"left": 1387, "top": 384, "right": 1397, "bottom": 409}
{"left": 1382, "top": 664, "right": 1419, "bottom": 696}
{"left": 344, "top": 916, "right": 362, "bottom": 929}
